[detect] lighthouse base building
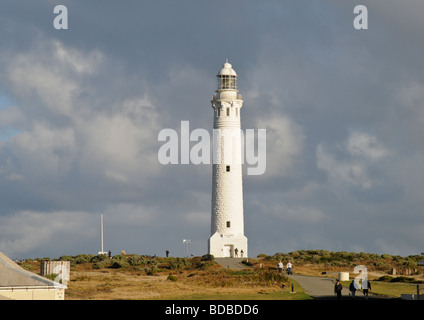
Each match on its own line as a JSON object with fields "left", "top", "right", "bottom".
{"left": 209, "top": 233, "right": 248, "bottom": 258}
{"left": 208, "top": 60, "right": 247, "bottom": 258}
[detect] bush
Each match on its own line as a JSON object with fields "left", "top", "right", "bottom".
{"left": 111, "top": 259, "right": 128, "bottom": 269}
{"left": 128, "top": 255, "right": 147, "bottom": 266}
{"left": 93, "top": 261, "right": 108, "bottom": 269}
{"left": 391, "top": 276, "right": 417, "bottom": 283}
{"left": 91, "top": 254, "right": 108, "bottom": 263}
{"left": 201, "top": 254, "right": 214, "bottom": 261}
{"left": 43, "top": 273, "right": 56, "bottom": 280}
{"left": 378, "top": 275, "right": 393, "bottom": 282}
{"left": 241, "top": 259, "right": 253, "bottom": 267}
{"left": 403, "top": 260, "right": 418, "bottom": 268}
{"left": 259, "top": 271, "right": 288, "bottom": 284}
{"left": 167, "top": 275, "right": 178, "bottom": 282}
{"left": 59, "top": 255, "right": 74, "bottom": 262}
{"left": 74, "top": 254, "right": 95, "bottom": 264}
{"left": 169, "top": 258, "right": 191, "bottom": 270}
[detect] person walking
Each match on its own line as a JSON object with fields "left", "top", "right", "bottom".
{"left": 334, "top": 279, "right": 343, "bottom": 300}
{"left": 349, "top": 280, "right": 357, "bottom": 299}
{"left": 286, "top": 261, "right": 293, "bottom": 275}
{"left": 362, "top": 280, "right": 371, "bottom": 299}
{"left": 277, "top": 261, "right": 284, "bottom": 273}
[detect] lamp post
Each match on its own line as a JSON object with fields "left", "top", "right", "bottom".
{"left": 183, "top": 239, "right": 191, "bottom": 258}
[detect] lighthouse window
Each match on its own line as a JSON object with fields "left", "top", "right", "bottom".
{"left": 226, "top": 221, "right": 231, "bottom": 228}
{"left": 226, "top": 108, "right": 230, "bottom": 116}
{"left": 226, "top": 165, "right": 230, "bottom": 172}
{"left": 218, "top": 75, "right": 237, "bottom": 90}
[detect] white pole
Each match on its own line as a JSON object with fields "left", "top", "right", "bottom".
{"left": 101, "top": 214, "right": 104, "bottom": 253}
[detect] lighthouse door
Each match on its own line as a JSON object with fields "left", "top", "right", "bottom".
{"left": 224, "top": 245, "right": 233, "bottom": 257}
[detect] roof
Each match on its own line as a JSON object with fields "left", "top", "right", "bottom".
{"left": 0, "top": 252, "right": 66, "bottom": 289}
{"left": 217, "top": 59, "right": 237, "bottom": 77}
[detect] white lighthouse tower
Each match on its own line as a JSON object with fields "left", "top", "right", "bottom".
{"left": 208, "top": 60, "right": 247, "bottom": 258}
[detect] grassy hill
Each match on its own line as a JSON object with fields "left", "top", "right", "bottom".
{"left": 16, "top": 250, "right": 424, "bottom": 300}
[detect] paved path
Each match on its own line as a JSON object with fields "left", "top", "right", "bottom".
{"left": 213, "top": 259, "right": 393, "bottom": 299}
{"left": 214, "top": 258, "right": 246, "bottom": 270}
{"left": 288, "top": 274, "right": 393, "bottom": 300}
{"left": 289, "top": 274, "right": 335, "bottom": 297}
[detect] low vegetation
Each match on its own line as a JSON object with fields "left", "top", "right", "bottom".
{"left": 17, "top": 250, "right": 424, "bottom": 300}
{"left": 261, "top": 250, "right": 424, "bottom": 271}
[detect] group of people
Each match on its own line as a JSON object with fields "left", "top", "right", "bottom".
{"left": 334, "top": 279, "right": 372, "bottom": 300}
{"left": 277, "top": 261, "right": 293, "bottom": 275}
{"left": 234, "top": 248, "right": 244, "bottom": 257}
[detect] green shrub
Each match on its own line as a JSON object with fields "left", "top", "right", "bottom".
{"left": 241, "top": 259, "right": 253, "bottom": 267}
{"left": 74, "top": 254, "right": 95, "bottom": 264}
{"left": 169, "top": 258, "right": 191, "bottom": 270}
{"left": 59, "top": 255, "right": 74, "bottom": 262}
{"left": 391, "top": 276, "right": 417, "bottom": 283}
{"left": 44, "top": 273, "right": 60, "bottom": 283}
{"left": 167, "top": 275, "right": 178, "bottom": 282}
{"left": 128, "top": 255, "right": 147, "bottom": 266}
{"left": 378, "top": 275, "right": 393, "bottom": 282}
{"left": 260, "top": 271, "right": 288, "bottom": 284}
{"left": 91, "top": 254, "right": 108, "bottom": 263}
{"left": 403, "top": 260, "right": 417, "bottom": 268}
{"left": 112, "top": 254, "right": 127, "bottom": 261}
{"left": 111, "top": 259, "right": 128, "bottom": 269}
{"left": 201, "top": 254, "right": 214, "bottom": 261}
{"left": 93, "top": 261, "right": 108, "bottom": 269}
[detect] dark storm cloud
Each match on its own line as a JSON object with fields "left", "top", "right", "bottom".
{"left": 0, "top": 1, "right": 424, "bottom": 258}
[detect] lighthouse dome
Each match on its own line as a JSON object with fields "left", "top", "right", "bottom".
{"left": 217, "top": 60, "right": 237, "bottom": 77}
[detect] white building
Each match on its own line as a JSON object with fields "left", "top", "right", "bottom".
{"left": 208, "top": 60, "right": 248, "bottom": 258}
{"left": 0, "top": 252, "right": 66, "bottom": 300}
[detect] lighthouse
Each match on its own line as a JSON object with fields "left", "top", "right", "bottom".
{"left": 208, "top": 60, "right": 248, "bottom": 258}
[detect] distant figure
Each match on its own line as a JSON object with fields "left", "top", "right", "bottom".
{"left": 108, "top": 250, "right": 111, "bottom": 258}
{"left": 362, "top": 280, "right": 371, "bottom": 299}
{"left": 166, "top": 250, "right": 169, "bottom": 258}
{"left": 349, "top": 280, "right": 357, "bottom": 299}
{"left": 234, "top": 248, "right": 238, "bottom": 257}
{"left": 334, "top": 279, "right": 343, "bottom": 300}
{"left": 240, "top": 250, "right": 244, "bottom": 258}
{"left": 277, "top": 261, "right": 284, "bottom": 273}
{"left": 286, "top": 261, "right": 293, "bottom": 275}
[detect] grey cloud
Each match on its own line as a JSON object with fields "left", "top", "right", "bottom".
{"left": 0, "top": 1, "right": 424, "bottom": 258}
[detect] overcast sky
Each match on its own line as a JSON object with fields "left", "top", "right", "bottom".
{"left": 1, "top": 1, "right": 424, "bottom": 259}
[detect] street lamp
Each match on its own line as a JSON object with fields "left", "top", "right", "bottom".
{"left": 182, "top": 239, "right": 191, "bottom": 258}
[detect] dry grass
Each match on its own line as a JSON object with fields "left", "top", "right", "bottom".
{"left": 65, "top": 267, "right": 288, "bottom": 300}
{"left": 18, "top": 252, "right": 424, "bottom": 300}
